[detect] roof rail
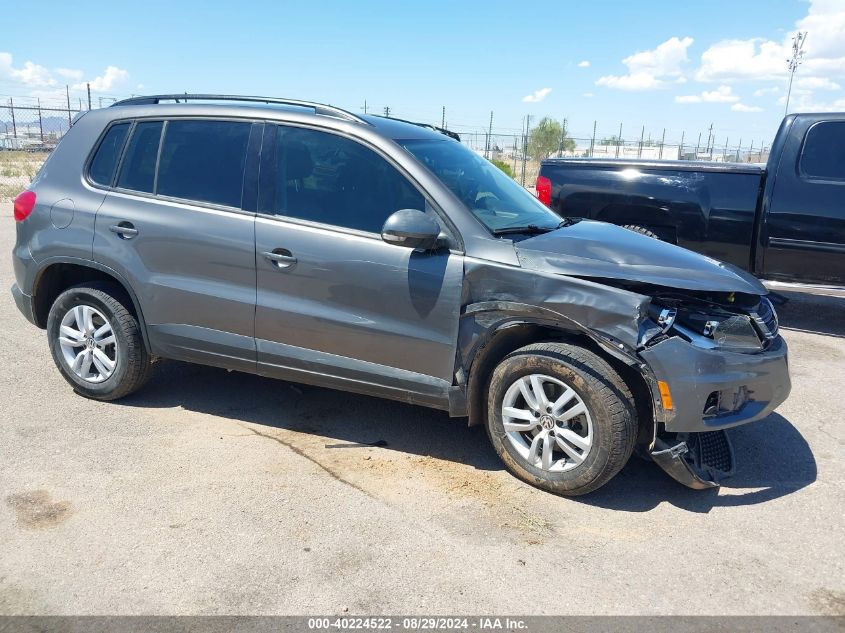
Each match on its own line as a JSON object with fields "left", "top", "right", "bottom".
{"left": 111, "top": 94, "right": 368, "bottom": 124}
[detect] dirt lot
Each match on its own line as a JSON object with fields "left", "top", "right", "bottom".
{"left": 0, "top": 201, "right": 843, "bottom": 615}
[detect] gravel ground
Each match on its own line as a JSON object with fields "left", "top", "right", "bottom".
{"left": 0, "top": 202, "right": 843, "bottom": 616}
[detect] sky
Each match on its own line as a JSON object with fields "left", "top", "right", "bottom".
{"left": 1, "top": 0, "right": 844, "bottom": 148}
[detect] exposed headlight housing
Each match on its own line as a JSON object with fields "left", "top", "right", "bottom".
{"left": 646, "top": 296, "right": 778, "bottom": 353}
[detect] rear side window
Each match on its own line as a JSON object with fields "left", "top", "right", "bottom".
{"left": 89, "top": 123, "right": 130, "bottom": 186}
{"left": 117, "top": 121, "right": 163, "bottom": 193}
{"left": 800, "top": 121, "right": 845, "bottom": 181}
{"left": 157, "top": 120, "right": 251, "bottom": 208}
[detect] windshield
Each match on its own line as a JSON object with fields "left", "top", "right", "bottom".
{"left": 399, "top": 138, "right": 563, "bottom": 234}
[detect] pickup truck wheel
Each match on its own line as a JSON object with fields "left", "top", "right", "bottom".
{"left": 486, "top": 342, "right": 637, "bottom": 496}
{"left": 47, "top": 283, "right": 152, "bottom": 401}
{"left": 622, "top": 224, "right": 660, "bottom": 240}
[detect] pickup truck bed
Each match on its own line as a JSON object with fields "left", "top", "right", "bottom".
{"left": 538, "top": 113, "right": 845, "bottom": 292}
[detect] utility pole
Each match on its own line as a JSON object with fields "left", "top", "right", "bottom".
{"left": 558, "top": 118, "right": 568, "bottom": 156}
{"left": 65, "top": 85, "right": 72, "bottom": 126}
{"left": 680, "top": 131, "right": 685, "bottom": 159}
{"left": 638, "top": 125, "right": 645, "bottom": 158}
{"left": 383, "top": 106, "right": 390, "bottom": 118}
{"left": 485, "top": 111, "right": 493, "bottom": 159}
{"left": 615, "top": 123, "right": 622, "bottom": 158}
{"left": 589, "top": 120, "right": 596, "bottom": 157}
{"left": 659, "top": 128, "right": 666, "bottom": 159}
{"left": 695, "top": 132, "right": 701, "bottom": 157}
{"left": 736, "top": 137, "right": 742, "bottom": 162}
{"left": 37, "top": 98, "right": 44, "bottom": 144}
{"left": 362, "top": 100, "right": 368, "bottom": 114}
{"left": 441, "top": 106, "right": 445, "bottom": 129}
{"left": 706, "top": 123, "right": 714, "bottom": 160}
{"left": 724, "top": 137, "right": 729, "bottom": 161}
{"left": 87, "top": 83, "right": 92, "bottom": 110}
{"left": 784, "top": 31, "right": 807, "bottom": 116}
{"left": 9, "top": 98, "right": 16, "bottom": 138}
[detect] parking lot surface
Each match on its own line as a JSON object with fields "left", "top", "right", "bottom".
{"left": 0, "top": 202, "right": 843, "bottom": 615}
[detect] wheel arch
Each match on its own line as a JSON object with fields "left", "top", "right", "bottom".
{"left": 460, "top": 303, "right": 654, "bottom": 444}
{"left": 31, "top": 258, "right": 151, "bottom": 354}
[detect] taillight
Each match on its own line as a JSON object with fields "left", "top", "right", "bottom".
{"left": 536, "top": 175, "right": 551, "bottom": 207}
{"left": 13, "top": 191, "right": 36, "bottom": 222}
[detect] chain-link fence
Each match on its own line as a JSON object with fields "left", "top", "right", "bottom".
{"left": 1, "top": 93, "right": 773, "bottom": 199}
{"left": 454, "top": 129, "right": 771, "bottom": 189}
{"left": 0, "top": 94, "right": 111, "bottom": 199}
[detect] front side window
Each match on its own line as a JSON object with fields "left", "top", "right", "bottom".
{"left": 117, "top": 121, "right": 163, "bottom": 193}
{"left": 270, "top": 125, "right": 425, "bottom": 233}
{"left": 157, "top": 120, "right": 252, "bottom": 207}
{"left": 90, "top": 122, "right": 130, "bottom": 186}
{"left": 399, "top": 138, "right": 563, "bottom": 234}
{"left": 800, "top": 121, "right": 845, "bottom": 181}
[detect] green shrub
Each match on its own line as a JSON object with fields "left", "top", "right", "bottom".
{"left": 491, "top": 159, "right": 514, "bottom": 178}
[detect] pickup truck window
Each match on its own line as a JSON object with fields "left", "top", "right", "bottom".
{"left": 800, "top": 121, "right": 845, "bottom": 182}
{"left": 399, "top": 138, "right": 562, "bottom": 234}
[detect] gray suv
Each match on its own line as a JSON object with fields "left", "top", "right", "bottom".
{"left": 11, "top": 94, "right": 791, "bottom": 495}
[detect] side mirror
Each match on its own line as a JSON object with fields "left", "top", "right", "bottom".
{"left": 381, "top": 209, "right": 442, "bottom": 250}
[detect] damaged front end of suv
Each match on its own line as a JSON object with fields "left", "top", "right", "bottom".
{"left": 460, "top": 220, "right": 791, "bottom": 490}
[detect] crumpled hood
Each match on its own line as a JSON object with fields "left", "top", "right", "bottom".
{"left": 515, "top": 220, "right": 766, "bottom": 295}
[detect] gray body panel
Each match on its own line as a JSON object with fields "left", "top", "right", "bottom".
{"left": 93, "top": 192, "right": 258, "bottom": 371}
{"left": 254, "top": 215, "right": 463, "bottom": 396}
{"left": 10, "top": 98, "right": 791, "bottom": 432}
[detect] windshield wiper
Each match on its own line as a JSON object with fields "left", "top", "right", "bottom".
{"left": 492, "top": 220, "right": 571, "bottom": 236}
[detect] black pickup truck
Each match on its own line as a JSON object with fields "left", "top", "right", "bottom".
{"left": 537, "top": 113, "right": 845, "bottom": 296}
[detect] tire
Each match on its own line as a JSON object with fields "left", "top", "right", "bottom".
{"left": 486, "top": 342, "right": 637, "bottom": 496}
{"left": 47, "top": 283, "right": 152, "bottom": 401}
{"left": 622, "top": 224, "right": 660, "bottom": 240}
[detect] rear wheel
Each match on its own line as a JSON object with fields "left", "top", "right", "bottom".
{"left": 486, "top": 342, "right": 637, "bottom": 496}
{"left": 47, "top": 283, "right": 152, "bottom": 400}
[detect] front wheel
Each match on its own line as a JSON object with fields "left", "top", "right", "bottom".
{"left": 47, "top": 283, "right": 152, "bottom": 400}
{"left": 486, "top": 342, "right": 637, "bottom": 496}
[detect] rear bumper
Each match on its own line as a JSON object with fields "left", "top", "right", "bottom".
{"left": 11, "top": 283, "right": 36, "bottom": 326}
{"left": 640, "top": 336, "right": 791, "bottom": 433}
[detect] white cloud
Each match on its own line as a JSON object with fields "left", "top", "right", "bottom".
{"left": 582, "top": 92, "right": 594, "bottom": 98}
{"left": 795, "top": 76, "right": 841, "bottom": 91}
{"left": 675, "top": 85, "right": 740, "bottom": 104}
{"left": 55, "top": 67, "right": 84, "bottom": 81}
{"left": 522, "top": 87, "right": 552, "bottom": 103}
{"left": 754, "top": 86, "right": 780, "bottom": 97}
{"left": 695, "top": 0, "right": 845, "bottom": 82}
{"left": 597, "top": 36, "right": 693, "bottom": 91}
{"left": 732, "top": 103, "right": 764, "bottom": 112}
{"left": 73, "top": 65, "right": 129, "bottom": 92}
{"left": 1, "top": 52, "right": 132, "bottom": 98}
{"left": 0, "top": 53, "right": 56, "bottom": 87}
{"left": 577, "top": 60, "right": 590, "bottom": 68}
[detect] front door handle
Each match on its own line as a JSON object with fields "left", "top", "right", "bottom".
{"left": 262, "top": 249, "right": 297, "bottom": 268}
{"left": 109, "top": 222, "right": 138, "bottom": 239}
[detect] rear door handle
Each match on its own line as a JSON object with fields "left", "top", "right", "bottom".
{"left": 262, "top": 250, "right": 297, "bottom": 268}
{"left": 109, "top": 222, "right": 138, "bottom": 239}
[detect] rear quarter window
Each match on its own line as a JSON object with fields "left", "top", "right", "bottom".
{"left": 89, "top": 122, "right": 130, "bottom": 186}
{"left": 117, "top": 121, "right": 164, "bottom": 193}
{"left": 800, "top": 121, "right": 845, "bottom": 181}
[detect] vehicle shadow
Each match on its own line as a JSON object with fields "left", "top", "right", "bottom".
{"left": 117, "top": 361, "right": 815, "bottom": 512}
{"left": 776, "top": 292, "right": 845, "bottom": 338}
{"left": 118, "top": 360, "right": 504, "bottom": 472}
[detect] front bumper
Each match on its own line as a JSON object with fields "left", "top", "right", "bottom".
{"left": 639, "top": 335, "right": 791, "bottom": 433}
{"left": 11, "top": 283, "right": 36, "bottom": 326}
